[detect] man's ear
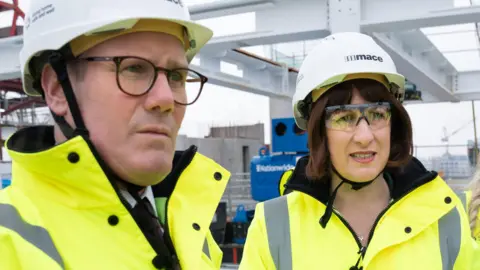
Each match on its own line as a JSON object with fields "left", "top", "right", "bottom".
{"left": 41, "top": 64, "right": 68, "bottom": 116}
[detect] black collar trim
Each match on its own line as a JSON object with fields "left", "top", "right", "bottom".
{"left": 6, "top": 125, "right": 197, "bottom": 198}
{"left": 285, "top": 155, "right": 438, "bottom": 204}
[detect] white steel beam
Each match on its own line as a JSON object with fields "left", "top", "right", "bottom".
{"left": 0, "top": 36, "right": 22, "bottom": 81}
{"left": 0, "top": 35, "right": 297, "bottom": 99}
{"left": 201, "top": 0, "right": 330, "bottom": 52}
{"left": 195, "top": 0, "right": 480, "bottom": 53}
{"left": 394, "top": 30, "right": 457, "bottom": 83}
{"left": 372, "top": 32, "right": 458, "bottom": 103}
{"left": 358, "top": 0, "right": 466, "bottom": 103}
{"left": 324, "top": 0, "right": 459, "bottom": 103}
{"left": 189, "top": 0, "right": 277, "bottom": 20}
{"left": 195, "top": 0, "right": 469, "bottom": 103}
{"left": 201, "top": 29, "right": 329, "bottom": 53}
{"left": 361, "top": 0, "right": 480, "bottom": 32}
{"left": 1, "top": 0, "right": 478, "bottom": 103}
{"left": 327, "top": 0, "right": 361, "bottom": 33}
{"left": 193, "top": 49, "right": 297, "bottom": 98}
{"left": 454, "top": 71, "right": 480, "bottom": 101}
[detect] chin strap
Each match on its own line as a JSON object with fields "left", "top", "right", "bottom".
{"left": 48, "top": 52, "right": 89, "bottom": 139}
{"left": 332, "top": 166, "right": 374, "bottom": 191}
{"left": 319, "top": 167, "right": 382, "bottom": 228}
{"left": 46, "top": 51, "right": 146, "bottom": 202}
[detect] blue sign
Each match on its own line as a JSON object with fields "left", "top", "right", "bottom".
{"left": 250, "top": 153, "right": 303, "bottom": 201}
{"left": 271, "top": 118, "right": 308, "bottom": 153}
{"left": 1, "top": 179, "right": 11, "bottom": 189}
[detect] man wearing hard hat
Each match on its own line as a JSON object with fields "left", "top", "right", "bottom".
{"left": 0, "top": 1, "right": 230, "bottom": 269}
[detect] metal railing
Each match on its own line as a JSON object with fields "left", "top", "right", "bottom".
{"left": 414, "top": 144, "right": 475, "bottom": 180}
{"left": 1, "top": 108, "right": 52, "bottom": 126}
{"left": 220, "top": 144, "right": 477, "bottom": 218}
{"left": 0, "top": 143, "right": 475, "bottom": 210}
{"left": 221, "top": 172, "right": 257, "bottom": 218}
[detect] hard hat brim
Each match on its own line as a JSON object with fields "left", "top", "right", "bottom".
{"left": 21, "top": 18, "right": 213, "bottom": 97}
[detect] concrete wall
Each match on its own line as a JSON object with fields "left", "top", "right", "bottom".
{"left": 0, "top": 124, "right": 265, "bottom": 183}
{"left": 0, "top": 134, "right": 263, "bottom": 186}
{"left": 0, "top": 162, "right": 11, "bottom": 176}
{"left": 176, "top": 133, "right": 263, "bottom": 216}
{"left": 206, "top": 123, "right": 264, "bottom": 144}
{"left": 176, "top": 135, "right": 263, "bottom": 174}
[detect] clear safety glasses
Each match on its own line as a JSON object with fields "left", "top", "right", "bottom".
{"left": 325, "top": 102, "right": 391, "bottom": 132}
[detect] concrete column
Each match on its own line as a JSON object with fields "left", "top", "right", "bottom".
{"left": 269, "top": 97, "right": 292, "bottom": 119}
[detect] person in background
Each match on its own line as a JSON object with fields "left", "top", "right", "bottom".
{"left": 459, "top": 165, "right": 480, "bottom": 269}
{"left": 0, "top": 0, "right": 230, "bottom": 269}
{"left": 239, "top": 32, "right": 477, "bottom": 270}
{"left": 461, "top": 166, "right": 480, "bottom": 241}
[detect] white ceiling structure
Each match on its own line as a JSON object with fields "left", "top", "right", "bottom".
{"left": 1, "top": 0, "right": 480, "bottom": 107}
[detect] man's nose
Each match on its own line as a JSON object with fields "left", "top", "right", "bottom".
{"left": 144, "top": 74, "right": 175, "bottom": 113}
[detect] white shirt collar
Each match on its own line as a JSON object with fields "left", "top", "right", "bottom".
{"left": 119, "top": 185, "right": 158, "bottom": 217}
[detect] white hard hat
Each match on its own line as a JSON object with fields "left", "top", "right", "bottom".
{"left": 20, "top": 0, "right": 213, "bottom": 96}
{"left": 293, "top": 32, "right": 405, "bottom": 130}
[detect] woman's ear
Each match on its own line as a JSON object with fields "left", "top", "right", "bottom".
{"left": 41, "top": 64, "right": 68, "bottom": 117}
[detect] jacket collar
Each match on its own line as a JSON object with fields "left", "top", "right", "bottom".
{"left": 5, "top": 125, "right": 226, "bottom": 209}
{"left": 285, "top": 155, "right": 438, "bottom": 204}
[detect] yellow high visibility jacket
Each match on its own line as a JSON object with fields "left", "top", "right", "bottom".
{"left": 0, "top": 126, "right": 230, "bottom": 269}
{"left": 240, "top": 156, "right": 478, "bottom": 270}
{"left": 278, "top": 169, "right": 293, "bottom": 196}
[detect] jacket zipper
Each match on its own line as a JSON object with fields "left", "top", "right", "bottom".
{"left": 287, "top": 163, "right": 437, "bottom": 268}
{"left": 328, "top": 190, "right": 412, "bottom": 269}
{"left": 332, "top": 209, "right": 363, "bottom": 249}
{"left": 160, "top": 146, "right": 198, "bottom": 269}
{"left": 289, "top": 172, "right": 437, "bottom": 268}
{"left": 357, "top": 174, "right": 437, "bottom": 265}
{"left": 85, "top": 136, "right": 183, "bottom": 268}
{"left": 330, "top": 210, "right": 366, "bottom": 269}
{"left": 160, "top": 147, "right": 198, "bottom": 269}
{"left": 364, "top": 190, "right": 413, "bottom": 249}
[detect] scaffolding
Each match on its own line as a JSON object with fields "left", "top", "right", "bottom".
{"left": 0, "top": 1, "right": 47, "bottom": 160}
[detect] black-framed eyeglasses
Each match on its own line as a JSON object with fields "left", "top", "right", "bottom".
{"left": 77, "top": 56, "right": 208, "bottom": 105}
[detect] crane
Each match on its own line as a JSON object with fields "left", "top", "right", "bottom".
{"left": 441, "top": 120, "right": 475, "bottom": 154}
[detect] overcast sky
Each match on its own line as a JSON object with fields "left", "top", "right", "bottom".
{"left": 0, "top": 0, "right": 479, "bottom": 160}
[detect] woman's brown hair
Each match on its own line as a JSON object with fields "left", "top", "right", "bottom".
{"left": 305, "top": 78, "right": 413, "bottom": 180}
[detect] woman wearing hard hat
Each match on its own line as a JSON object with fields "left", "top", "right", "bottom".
{"left": 239, "top": 32, "right": 477, "bottom": 269}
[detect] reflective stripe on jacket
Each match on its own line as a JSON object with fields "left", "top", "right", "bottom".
{"left": 0, "top": 125, "right": 230, "bottom": 269}
{"left": 240, "top": 156, "right": 478, "bottom": 270}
